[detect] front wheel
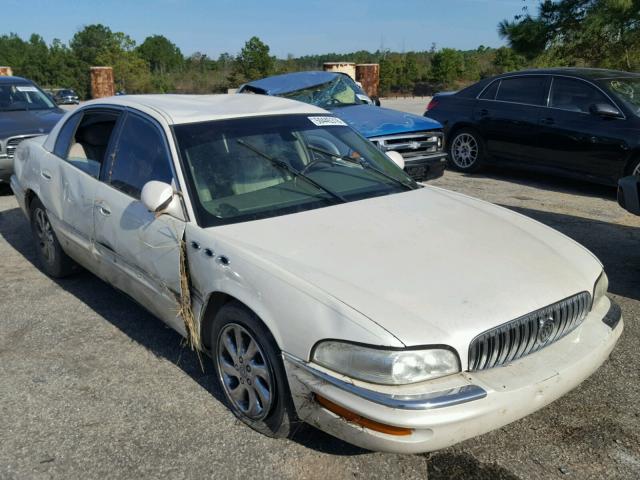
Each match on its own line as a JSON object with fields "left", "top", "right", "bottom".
{"left": 448, "top": 129, "right": 485, "bottom": 172}
{"left": 211, "top": 302, "right": 297, "bottom": 438}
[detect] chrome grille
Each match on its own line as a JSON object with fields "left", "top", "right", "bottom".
{"left": 5, "top": 135, "right": 38, "bottom": 159}
{"left": 468, "top": 292, "right": 591, "bottom": 371}
{"left": 371, "top": 131, "right": 443, "bottom": 160}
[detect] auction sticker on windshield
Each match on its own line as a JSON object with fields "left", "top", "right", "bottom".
{"left": 308, "top": 116, "right": 347, "bottom": 127}
{"left": 16, "top": 86, "right": 39, "bottom": 92}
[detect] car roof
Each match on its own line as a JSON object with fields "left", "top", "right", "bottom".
{"left": 81, "top": 94, "right": 328, "bottom": 124}
{"left": 0, "top": 76, "right": 34, "bottom": 85}
{"left": 498, "top": 67, "right": 640, "bottom": 81}
{"left": 241, "top": 71, "right": 340, "bottom": 95}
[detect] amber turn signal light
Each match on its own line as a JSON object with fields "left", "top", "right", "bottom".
{"left": 315, "top": 394, "right": 413, "bottom": 436}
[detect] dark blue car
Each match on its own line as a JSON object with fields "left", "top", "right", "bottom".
{"left": 238, "top": 71, "right": 447, "bottom": 181}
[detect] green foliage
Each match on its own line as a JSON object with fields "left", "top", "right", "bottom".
{"left": 137, "top": 35, "right": 184, "bottom": 75}
{"left": 500, "top": 0, "right": 640, "bottom": 70}
{"left": 430, "top": 48, "right": 465, "bottom": 85}
{"left": 234, "top": 36, "right": 274, "bottom": 82}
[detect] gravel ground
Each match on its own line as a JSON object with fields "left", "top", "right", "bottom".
{"left": 1, "top": 98, "right": 639, "bottom": 479}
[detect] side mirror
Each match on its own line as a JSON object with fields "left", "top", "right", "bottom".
{"left": 618, "top": 175, "right": 640, "bottom": 215}
{"left": 356, "top": 93, "right": 374, "bottom": 105}
{"left": 386, "top": 150, "right": 405, "bottom": 170}
{"left": 589, "top": 103, "right": 621, "bottom": 118}
{"left": 141, "top": 181, "right": 184, "bottom": 219}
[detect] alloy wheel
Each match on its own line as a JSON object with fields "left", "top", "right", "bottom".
{"left": 217, "top": 323, "right": 274, "bottom": 421}
{"left": 633, "top": 162, "right": 640, "bottom": 176}
{"left": 451, "top": 133, "right": 479, "bottom": 169}
{"left": 34, "top": 208, "right": 55, "bottom": 264}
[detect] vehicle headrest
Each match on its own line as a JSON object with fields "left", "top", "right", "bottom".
{"left": 77, "top": 122, "right": 113, "bottom": 146}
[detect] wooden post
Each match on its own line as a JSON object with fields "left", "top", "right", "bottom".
{"left": 356, "top": 64, "right": 380, "bottom": 98}
{"left": 0, "top": 66, "right": 13, "bottom": 76}
{"left": 90, "top": 66, "right": 115, "bottom": 99}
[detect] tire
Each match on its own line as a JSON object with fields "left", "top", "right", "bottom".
{"left": 30, "top": 198, "right": 77, "bottom": 278}
{"left": 211, "top": 302, "right": 297, "bottom": 438}
{"left": 448, "top": 128, "right": 485, "bottom": 172}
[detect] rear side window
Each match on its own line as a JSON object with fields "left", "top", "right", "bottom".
{"left": 107, "top": 113, "right": 174, "bottom": 199}
{"left": 59, "top": 109, "right": 120, "bottom": 178}
{"left": 496, "top": 77, "right": 547, "bottom": 106}
{"left": 53, "top": 113, "right": 82, "bottom": 158}
{"left": 550, "top": 77, "right": 612, "bottom": 113}
{"left": 479, "top": 80, "right": 499, "bottom": 100}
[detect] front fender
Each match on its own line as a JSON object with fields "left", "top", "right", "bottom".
{"left": 185, "top": 224, "right": 403, "bottom": 360}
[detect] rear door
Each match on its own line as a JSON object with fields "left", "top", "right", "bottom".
{"left": 537, "top": 76, "right": 629, "bottom": 181}
{"left": 41, "top": 108, "right": 122, "bottom": 270}
{"left": 474, "top": 75, "right": 549, "bottom": 163}
{"left": 93, "top": 109, "right": 187, "bottom": 333}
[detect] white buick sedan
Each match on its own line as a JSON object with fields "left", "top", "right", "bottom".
{"left": 10, "top": 95, "right": 622, "bottom": 453}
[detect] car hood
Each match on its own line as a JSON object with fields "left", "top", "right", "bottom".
{"left": 0, "top": 109, "right": 64, "bottom": 139}
{"left": 331, "top": 105, "right": 442, "bottom": 138}
{"left": 209, "top": 187, "right": 602, "bottom": 354}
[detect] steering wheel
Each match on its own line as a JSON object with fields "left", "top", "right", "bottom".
{"left": 300, "top": 158, "right": 334, "bottom": 175}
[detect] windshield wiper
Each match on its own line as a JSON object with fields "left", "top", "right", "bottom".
{"left": 307, "top": 145, "right": 419, "bottom": 191}
{"left": 236, "top": 139, "right": 347, "bottom": 204}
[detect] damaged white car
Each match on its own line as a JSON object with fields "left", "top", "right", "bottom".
{"left": 10, "top": 94, "right": 622, "bottom": 453}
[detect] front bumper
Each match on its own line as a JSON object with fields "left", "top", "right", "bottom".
{"left": 404, "top": 152, "right": 447, "bottom": 181}
{"left": 283, "top": 297, "right": 622, "bottom": 453}
{"left": 0, "top": 155, "right": 12, "bottom": 182}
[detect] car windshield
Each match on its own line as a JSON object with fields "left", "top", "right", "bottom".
{"left": 174, "top": 114, "right": 417, "bottom": 227}
{"left": 604, "top": 78, "right": 640, "bottom": 116}
{"left": 280, "top": 76, "right": 365, "bottom": 109}
{"left": 59, "top": 89, "right": 76, "bottom": 96}
{"left": 0, "top": 83, "right": 56, "bottom": 111}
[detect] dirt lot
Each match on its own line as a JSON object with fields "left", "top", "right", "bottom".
{"left": 1, "top": 97, "right": 640, "bottom": 479}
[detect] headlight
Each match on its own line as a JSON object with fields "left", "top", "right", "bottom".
{"left": 593, "top": 270, "right": 609, "bottom": 306}
{"left": 312, "top": 341, "right": 460, "bottom": 385}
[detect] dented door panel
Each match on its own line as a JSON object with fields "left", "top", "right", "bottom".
{"left": 93, "top": 182, "right": 186, "bottom": 334}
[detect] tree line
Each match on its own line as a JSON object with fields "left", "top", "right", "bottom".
{"left": 0, "top": 1, "right": 637, "bottom": 99}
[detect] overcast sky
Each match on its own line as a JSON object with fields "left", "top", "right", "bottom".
{"left": 4, "top": 0, "right": 539, "bottom": 57}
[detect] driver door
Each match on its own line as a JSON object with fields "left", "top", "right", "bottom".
{"left": 93, "top": 109, "right": 187, "bottom": 334}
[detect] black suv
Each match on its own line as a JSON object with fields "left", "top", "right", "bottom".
{"left": 426, "top": 68, "right": 640, "bottom": 185}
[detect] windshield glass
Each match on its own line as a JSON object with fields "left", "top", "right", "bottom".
{"left": 604, "top": 78, "right": 640, "bottom": 116}
{"left": 0, "top": 83, "right": 56, "bottom": 111}
{"left": 280, "top": 76, "right": 365, "bottom": 109}
{"left": 174, "top": 114, "right": 417, "bottom": 227}
{"left": 58, "top": 89, "right": 76, "bottom": 96}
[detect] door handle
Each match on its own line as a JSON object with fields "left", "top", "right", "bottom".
{"left": 541, "top": 117, "right": 555, "bottom": 125}
{"left": 96, "top": 203, "right": 111, "bottom": 216}
{"left": 41, "top": 170, "right": 52, "bottom": 180}
{"left": 479, "top": 108, "right": 489, "bottom": 117}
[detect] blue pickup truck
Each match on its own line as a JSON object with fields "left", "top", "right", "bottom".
{"left": 238, "top": 71, "right": 447, "bottom": 181}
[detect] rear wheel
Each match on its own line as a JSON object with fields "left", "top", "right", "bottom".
{"left": 448, "top": 128, "right": 485, "bottom": 172}
{"left": 628, "top": 157, "right": 640, "bottom": 176}
{"left": 211, "top": 302, "right": 297, "bottom": 438}
{"left": 30, "top": 198, "right": 76, "bottom": 278}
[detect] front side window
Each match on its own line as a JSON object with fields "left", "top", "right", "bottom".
{"left": 496, "top": 76, "right": 547, "bottom": 106}
{"left": 64, "top": 110, "right": 120, "bottom": 178}
{"left": 174, "top": 114, "right": 417, "bottom": 227}
{"left": 280, "top": 76, "right": 366, "bottom": 109}
{"left": 603, "top": 77, "right": 640, "bottom": 116}
{"left": 0, "top": 83, "right": 56, "bottom": 111}
{"left": 550, "top": 77, "right": 612, "bottom": 113}
{"left": 107, "top": 113, "right": 174, "bottom": 199}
